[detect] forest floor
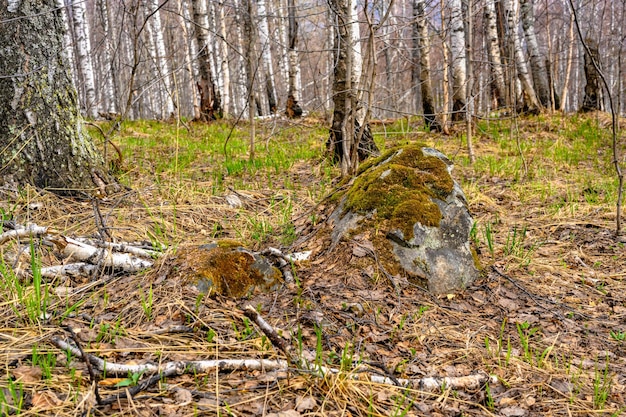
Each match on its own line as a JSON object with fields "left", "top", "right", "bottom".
{"left": 1, "top": 112, "right": 625, "bottom": 416}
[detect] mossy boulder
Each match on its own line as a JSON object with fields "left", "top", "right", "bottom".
{"left": 171, "top": 240, "right": 283, "bottom": 297}
{"left": 328, "top": 145, "right": 478, "bottom": 294}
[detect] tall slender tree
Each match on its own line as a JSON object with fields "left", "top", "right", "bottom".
{"left": 257, "top": 0, "right": 278, "bottom": 112}
{"left": 143, "top": 0, "right": 175, "bottom": 119}
{"left": 502, "top": 0, "right": 541, "bottom": 111}
{"left": 449, "top": 0, "right": 467, "bottom": 122}
{"left": 520, "top": 0, "right": 551, "bottom": 108}
{"left": 285, "top": 0, "right": 303, "bottom": 118}
{"left": 72, "top": 0, "right": 99, "bottom": 118}
{"left": 413, "top": 0, "right": 439, "bottom": 130}
{"left": 327, "top": 0, "right": 378, "bottom": 176}
{"left": 484, "top": 0, "right": 507, "bottom": 108}
{"left": 192, "top": 0, "right": 222, "bottom": 120}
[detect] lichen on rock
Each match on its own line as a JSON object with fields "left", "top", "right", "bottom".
{"left": 328, "top": 144, "right": 479, "bottom": 294}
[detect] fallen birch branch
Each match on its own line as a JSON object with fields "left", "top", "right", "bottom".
{"left": 50, "top": 236, "right": 153, "bottom": 272}
{"left": 49, "top": 336, "right": 495, "bottom": 391}
{"left": 73, "top": 237, "right": 160, "bottom": 258}
{"left": 0, "top": 224, "right": 49, "bottom": 245}
{"left": 40, "top": 263, "right": 99, "bottom": 278}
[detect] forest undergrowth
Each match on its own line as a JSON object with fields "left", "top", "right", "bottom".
{"left": 0, "top": 112, "right": 625, "bottom": 416}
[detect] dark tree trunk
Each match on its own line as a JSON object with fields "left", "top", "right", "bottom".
{"left": 327, "top": 0, "right": 378, "bottom": 176}
{"left": 284, "top": 0, "right": 302, "bottom": 118}
{"left": 0, "top": 0, "right": 116, "bottom": 197}
{"left": 192, "top": 0, "right": 222, "bottom": 121}
{"left": 413, "top": 0, "right": 440, "bottom": 131}
{"left": 580, "top": 38, "right": 603, "bottom": 113}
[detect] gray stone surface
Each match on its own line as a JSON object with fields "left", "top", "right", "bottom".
{"left": 329, "top": 145, "right": 479, "bottom": 293}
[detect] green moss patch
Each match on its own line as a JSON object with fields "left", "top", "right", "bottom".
{"left": 172, "top": 243, "right": 283, "bottom": 298}
{"left": 344, "top": 145, "right": 454, "bottom": 239}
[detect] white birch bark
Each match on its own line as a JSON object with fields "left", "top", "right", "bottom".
{"left": 180, "top": 0, "right": 201, "bottom": 120}
{"left": 349, "top": 0, "right": 364, "bottom": 124}
{"left": 141, "top": 3, "right": 160, "bottom": 119}
{"left": 98, "top": 0, "right": 117, "bottom": 115}
{"left": 71, "top": 0, "right": 98, "bottom": 118}
{"left": 484, "top": 0, "right": 506, "bottom": 108}
{"left": 448, "top": 0, "right": 467, "bottom": 121}
{"left": 286, "top": 0, "right": 301, "bottom": 103}
{"left": 257, "top": 0, "right": 278, "bottom": 112}
{"left": 502, "top": 0, "right": 540, "bottom": 110}
{"left": 520, "top": 0, "right": 550, "bottom": 107}
{"left": 233, "top": 0, "right": 250, "bottom": 115}
{"left": 146, "top": 0, "right": 175, "bottom": 119}
{"left": 217, "top": 2, "right": 231, "bottom": 116}
{"left": 276, "top": 0, "right": 289, "bottom": 86}
{"left": 54, "top": 0, "right": 75, "bottom": 81}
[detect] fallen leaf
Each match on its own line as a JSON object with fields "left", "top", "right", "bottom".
{"left": 499, "top": 397, "right": 517, "bottom": 407}
{"left": 32, "top": 391, "right": 62, "bottom": 409}
{"left": 173, "top": 388, "right": 193, "bottom": 405}
{"left": 500, "top": 406, "right": 528, "bottom": 416}
{"left": 11, "top": 365, "right": 42, "bottom": 383}
{"left": 295, "top": 395, "right": 317, "bottom": 411}
{"left": 267, "top": 411, "right": 301, "bottom": 417}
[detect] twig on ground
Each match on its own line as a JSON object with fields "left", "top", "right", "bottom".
{"left": 260, "top": 247, "right": 295, "bottom": 283}
{"left": 62, "top": 326, "right": 102, "bottom": 405}
{"left": 49, "top": 336, "right": 496, "bottom": 393}
{"left": 492, "top": 266, "right": 590, "bottom": 320}
{"left": 243, "top": 305, "right": 294, "bottom": 362}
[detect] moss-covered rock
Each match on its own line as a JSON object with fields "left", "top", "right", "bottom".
{"left": 171, "top": 241, "right": 283, "bottom": 297}
{"left": 328, "top": 145, "right": 478, "bottom": 294}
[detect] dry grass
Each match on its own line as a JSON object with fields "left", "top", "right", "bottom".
{"left": 0, "top": 113, "right": 625, "bottom": 416}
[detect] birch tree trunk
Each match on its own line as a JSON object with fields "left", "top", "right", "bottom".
{"left": 413, "top": 0, "right": 439, "bottom": 130}
{"left": 329, "top": 0, "right": 356, "bottom": 176}
{"left": 285, "top": 0, "right": 303, "bottom": 118}
{"left": 145, "top": 0, "right": 175, "bottom": 119}
{"left": 449, "top": 0, "right": 467, "bottom": 122}
{"left": 233, "top": 0, "right": 250, "bottom": 115}
{"left": 98, "top": 0, "right": 118, "bottom": 116}
{"left": 55, "top": 0, "right": 76, "bottom": 82}
{"left": 192, "top": 0, "right": 222, "bottom": 121}
{"left": 328, "top": 0, "right": 378, "bottom": 176}
{"left": 580, "top": 37, "right": 603, "bottom": 112}
{"left": 520, "top": 0, "right": 550, "bottom": 108}
{"left": 0, "top": 0, "right": 116, "bottom": 195}
{"left": 502, "top": 0, "right": 541, "bottom": 111}
{"left": 440, "top": 0, "right": 450, "bottom": 133}
{"left": 276, "top": 0, "right": 290, "bottom": 88}
{"left": 216, "top": 2, "right": 231, "bottom": 116}
{"left": 72, "top": 0, "right": 99, "bottom": 118}
{"left": 180, "top": 0, "right": 201, "bottom": 120}
{"left": 560, "top": 10, "right": 575, "bottom": 111}
{"left": 257, "top": 0, "right": 278, "bottom": 112}
{"left": 484, "top": 0, "right": 507, "bottom": 108}
{"left": 244, "top": 0, "right": 257, "bottom": 158}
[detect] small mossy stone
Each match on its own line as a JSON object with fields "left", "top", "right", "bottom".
{"left": 171, "top": 241, "right": 283, "bottom": 297}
